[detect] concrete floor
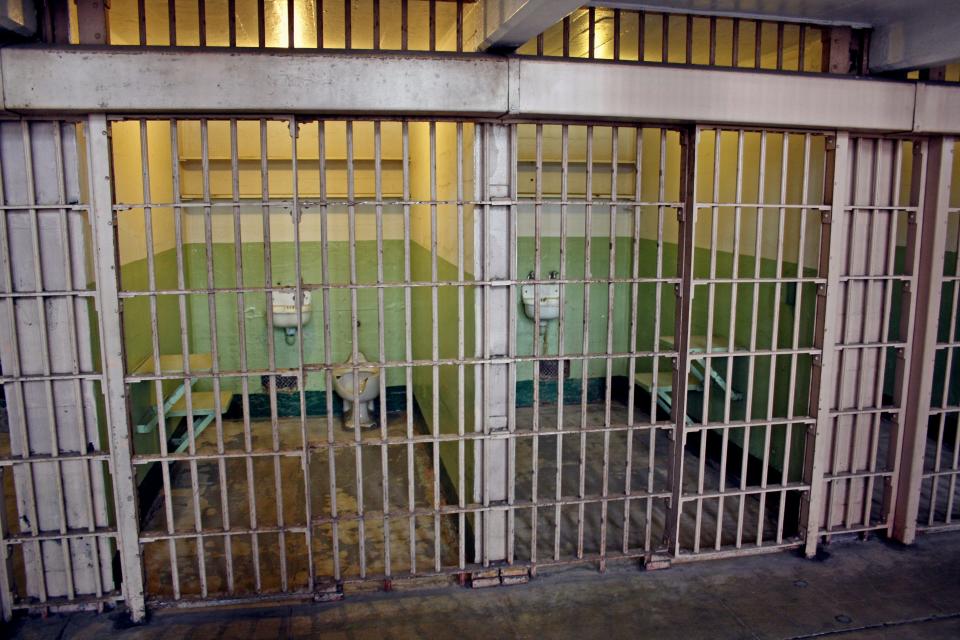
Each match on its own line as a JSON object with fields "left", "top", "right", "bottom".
{"left": 138, "top": 400, "right": 802, "bottom": 600}
{"left": 7, "top": 532, "right": 960, "bottom": 639}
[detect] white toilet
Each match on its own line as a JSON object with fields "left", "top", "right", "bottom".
{"left": 332, "top": 352, "right": 381, "bottom": 429}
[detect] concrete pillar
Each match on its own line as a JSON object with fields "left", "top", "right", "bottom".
{"left": 477, "top": 124, "right": 513, "bottom": 563}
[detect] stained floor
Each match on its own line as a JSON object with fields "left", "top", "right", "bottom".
{"left": 8, "top": 532, "right": 960, "bottom": 639}
{"left": 139, "top": 400, "right": 789, "bottom": 601}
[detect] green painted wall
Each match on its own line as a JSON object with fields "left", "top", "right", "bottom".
{"left": 410, "top": 243, "right": 477, "bottom": 503}
{"left": 180, "top": 240, "right": 409, "bottom": 389}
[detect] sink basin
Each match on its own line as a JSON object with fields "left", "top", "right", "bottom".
{"left": 521, "top": 283, "right": 560, "bottom": 322}
{"left": 272, "top": 290, "right": 312, "bottom": 328}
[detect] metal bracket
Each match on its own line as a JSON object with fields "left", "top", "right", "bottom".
{"left": 469, "top": 566, "right": 530, "bottom": 588}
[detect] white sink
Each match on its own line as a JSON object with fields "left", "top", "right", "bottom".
{"left": 521, "top": 283, "right": 560, "bottom": 322}
{"left": 272, "top": 290, "right": 312, "bottom": 328}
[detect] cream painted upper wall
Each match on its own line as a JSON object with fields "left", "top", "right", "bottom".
{"left": 112, "top": 120, "right": 176, "bottom": 265}
{"left": 408, "top": 121, "right": 476, "bottom": 268}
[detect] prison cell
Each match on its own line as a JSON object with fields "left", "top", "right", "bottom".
{"left": 0, "top": 108, "right": 953, "bottom": 619}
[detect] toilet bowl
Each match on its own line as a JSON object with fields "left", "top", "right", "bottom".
{"left": 332, "top": 352, "right": 381, "bottom": 429}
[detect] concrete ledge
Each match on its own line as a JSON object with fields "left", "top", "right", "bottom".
{"left": 0, "top": 46, "right": 957, "bottom": 135}
{"left": 513, "top": 57, "right": 918, "bottom": 132}
{"left": 0, "top": 46, "right": 509, "bottom": 116}
{"left": 914, "top": 83, "right": 960, "bottom": 134}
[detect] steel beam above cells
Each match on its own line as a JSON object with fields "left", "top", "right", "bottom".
{"left": 479, "top": 0, "right": 583, "bottom": 52}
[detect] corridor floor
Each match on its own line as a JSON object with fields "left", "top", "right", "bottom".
{"left": 7, "top": 532, "right": 960, "bottom": 639}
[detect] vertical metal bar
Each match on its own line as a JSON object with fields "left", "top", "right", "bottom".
{"left": 685, "top": 14, "right": 693, "bottom": 64}
{"left": 200, "top": 120, "right": 235, "bottom": 594}
{"left": 531, "top": 123, "right": 542, "bottom": 570}
{"left": 169, "top": 0, "right": 178, "bottom": 46}
{"left": 667, "top": 126, "right": 696, "bottom": 556}
{"left": 554, "top": 125, "right": 569, "bottom": 561}
{"left": 776, "top": 22, "right": 784, "bottom": 70}
{"left": 142, "top": 120, "right": 176, "bottom": 602}
{"left": 456, "top": 121, "right": 466, "bottom": 569}
{"left": 588, "top": 7, "right": 595, "bottom": 59}
{"left": 732, "top": 19, "right": 740, "bottom": 67}
{"left": 863, "top": 142, "right": 901, "bottom": 530}
{"left": 228, "top": 0, "right": 237, "bottom": 47}
{"left": 754, "top": 21, "right": 762, "bottom": 68}
{"left": 508, "top": 124, "right": 519, "bottom": 566}
{"left": 344, "top": 0, "right": 352, "bottom": 48}
{"left": 798, "top": 26, "right": 807, "bottom": 72}
{"left": 623, "top": 126, "right": 642, "bottom": 554}
{"left": 197, "top": 0, "right": 207, "bottom": 46}
{"left": 229, "top": 119, "right": 261, "bottom": 593}
{"left": 695, "top": 128, "right": 721, "bottom": 554}
{"left": 576, "top": 126, "right": 594, "bottom": 560}
{"left": 318, "top": 120, "right": 341, "bottom": 581}
{"left": 613, "top": 9, "right": 621, "bottom": 60}
{"left": 344, "top": 120, "right": 366, "bottom": 578}
{"left": 457, "top": 0, "right": 464, "bottom": 52}
{"left": 259, "top": 119, "right": 288, "bottom": 590}
{"left": 316, "top": 0, "right": 324, "bottom": 48}
{"left": 638, "top": 11, "right": 645, "bottom": 62}
{"left": 778, "top": 134, "right": 812, "bottom": 542}
{"left": 429, "top": 0, "right": 436, "bottom": 51}
{"left": 895, "top": 138, "right": 954, "bottom": 541}
{"left": 137, "top": 0, "right": 147, "bottom": 44}
{"left": 288, "top": 0, "right": 296, "bottom": 47}
{"left": 373, "top": 0, "right": 380, "bottom": 49}
{"left": 599, "top": 127, "right": 618, "bottom": 570}
{"left": 661, "top": 13, "right": 669, "bottom": 63}
{"left": 887, "top": 142, "right": 925, "bottom": 531}
{"left": 188, "top": 121, "right": 211, "bottom": 599}
{"left": 429, "top": 121, "right": 441, "bottom": 572}
{"left": 86, "top": 113, "right": 146, "bottom": 622}
{"left": 803, "top": 133, "right": 850, "bottom": 557}
{"left": 648, "top": 128, "right": 666, "bottom": 552}
{"left": 374, "top": 121, "right": 391, "bottom": 578}
{"left": 168, "top": 119, "right": 187, "bottom": 600}
{"left": 257, "top": 0, "right": 265, "bottom": 47}
{"left": 562, "top": 15, "right": 570, "bottom": 57}
{"left": 290, "top": 116, "right": 314, "bottom": 590}
{"left": 760, "top": 132, "right": 790, "bottom": 545}
{"left": 401, "top": 0, "right": 408, "bottom": 50}
{"left": 402, "top": 122, "right": 416, "bottom": 573}
{"left": 717, "top": 129, "right": 744, "bottom": 551}
{"left": 709, "top": 17, "right": 717, "bottom": 66}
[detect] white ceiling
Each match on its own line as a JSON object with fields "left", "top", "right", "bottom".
{"left": 588, "top": 1, "right": 950, "bottom": 28}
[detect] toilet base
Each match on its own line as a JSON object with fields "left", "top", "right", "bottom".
{"left": 340, "top": 400, "right": 378, "bottom": 430}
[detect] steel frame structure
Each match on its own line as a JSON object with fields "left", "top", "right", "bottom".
{"left": 0, "top": 19, "right": 956, "bottom": 626}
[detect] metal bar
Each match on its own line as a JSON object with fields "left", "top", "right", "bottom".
{"left": 86, "top": 113, "right": 146, "bottom": 622}
{"left": 259, "top": 118, "right": 288, "bottom": 591}
{"left": 623, "top": 125, "right": 641, "bottom": 554}
{"left": 554, "top": 125, "right": 568, "bottom": 562}
{"left": 318, "top": 119, "right": 342, "bottom": 581}
{"left": 229, "top": 118, "right": 261, "bottom": 592}
{"left": 576, "top": 125, "right": 594, "bottom": 561}
{"left": 894, "top": 137, "right": 954, "bottom": 541}
{"left": 803, "top": 132, "right": 850, "bottom": 556}
{"left": 666, "top": 126, "right": 696, "bottom": 555}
